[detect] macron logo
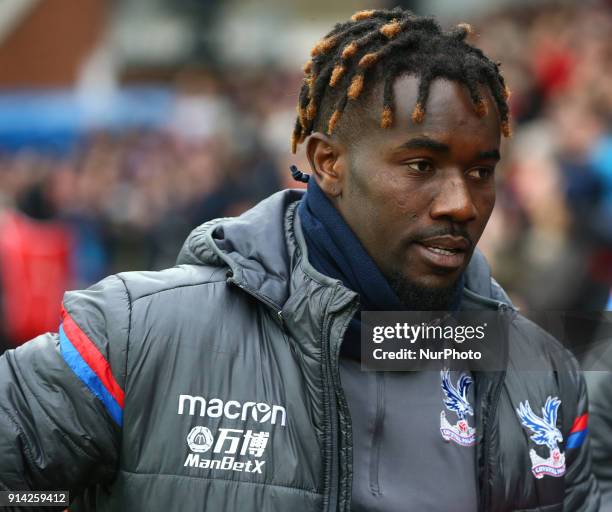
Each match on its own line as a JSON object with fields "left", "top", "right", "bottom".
{"left": 178, "top": 394, "right": 287, "bottom": 427}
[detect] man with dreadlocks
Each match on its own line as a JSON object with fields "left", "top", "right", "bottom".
{"left": 0, "top": 8, "right": 600, "bottom": 512}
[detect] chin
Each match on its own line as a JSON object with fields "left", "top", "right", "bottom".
{"left": 388, "top": 270, "right": 464, "bottom": 311}
{"left": 414, "top": 271, "right": 462, "bottom": 289}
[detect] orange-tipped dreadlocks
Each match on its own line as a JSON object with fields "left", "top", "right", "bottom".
{"left": 291, "top": 7, "right": 512, "bottom": 152}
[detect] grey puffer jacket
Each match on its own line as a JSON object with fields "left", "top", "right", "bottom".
{"left": 0, "top": 190, "right": 600, "bottom": 511}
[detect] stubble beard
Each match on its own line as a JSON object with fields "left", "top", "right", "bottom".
{"left": 387, "top": 270, "right": 464, "bottom": 311}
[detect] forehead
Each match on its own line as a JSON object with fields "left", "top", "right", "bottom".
{"left": 360, "top": 74, "right": 502, "bottom": 148}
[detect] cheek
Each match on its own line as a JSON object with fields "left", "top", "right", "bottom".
{"left": 392, "top": 194, "right": 420, "bottom": 215}
{"left": 346, "top": 163, "right": 426, "bottom": 239}
{"left": 478, "top": 190, "right": 496, "bottom": 221}
{"left": 471, "top": 190, "right": 496, "bottom": 239}
{"left": 370, "top": 168, "right": 425, "bottom": 217}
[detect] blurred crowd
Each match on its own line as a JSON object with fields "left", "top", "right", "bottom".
{"left": 474, "top": 2, "right": 612, "bottom": 312}
{"left": 0, "top": 2, "right": 610, "bottom": 349}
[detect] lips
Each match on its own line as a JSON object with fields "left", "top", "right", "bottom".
{"left": 415, "top": 235, "right": 471, "bottom": 270}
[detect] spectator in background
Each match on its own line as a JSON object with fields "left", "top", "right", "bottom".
{"left": 475, "top": 2, "right": 612, "bottom": 311}
{"left": 0, "top": 179, "right": 73, "bottom": 351}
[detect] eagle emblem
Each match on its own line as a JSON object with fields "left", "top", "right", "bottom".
{"left": 440, "top": 369, "right": 476, "bottom": 446}
{"left": 516, "top": 397, "right": 566, "bottom": 479}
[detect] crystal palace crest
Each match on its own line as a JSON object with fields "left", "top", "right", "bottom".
{"left": 516, "top": 397, "right": 566, "bottom": 479}
{"left": 440, "top": 369, "right": 476, "bottom": 447}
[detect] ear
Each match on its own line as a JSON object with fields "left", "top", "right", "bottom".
{"left": 305, "top": 132, "right": 347, "bottom": 198}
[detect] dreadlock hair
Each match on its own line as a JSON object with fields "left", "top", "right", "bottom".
{"left": 291, "top": 7, "right": 511, "bottom": 154}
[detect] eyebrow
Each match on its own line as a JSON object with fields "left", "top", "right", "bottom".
{"left": 398, "top": 137, "right": 501, "bottom": 161}
{"left": 477, "top": 149, "right": 501, "bottom": 161}
{"left": 398, "top": 137, "right": 449, "bottom": 153}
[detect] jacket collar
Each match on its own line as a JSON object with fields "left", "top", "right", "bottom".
{"left": 176, "top": 190, "right": 301, "bottom": 311}
{"left": 176, "top": 189, "right": 513, "bottom": 314}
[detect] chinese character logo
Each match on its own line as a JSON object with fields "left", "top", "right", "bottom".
{"left": 242, "top": 430, "right": 269, "bottom": 457}
{"left": 212, "top": 428, "right": 270, "bottom": 457}
{"left": 186, "top": 427, "right": 270, "bottom": 458}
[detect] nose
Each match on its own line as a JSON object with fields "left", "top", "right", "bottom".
{"left": 429, "top": 174, "right": 477, "bottom": 223}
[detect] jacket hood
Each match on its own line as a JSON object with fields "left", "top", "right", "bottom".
{"left": 176, "top": 189, "right": 512, "bottom": 310}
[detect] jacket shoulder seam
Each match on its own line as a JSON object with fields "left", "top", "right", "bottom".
{"left": 130, "top": 279, "right": 227, "bottom": 305}
{"left": 114, "top": 274, "right": 133, "bottom": 392}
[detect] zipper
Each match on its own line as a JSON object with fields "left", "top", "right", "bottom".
{"left": 369, "top": 372, "right": 385, "bottom": 496}
{"left": 478, "top": 303, "right": 509, "bottom": 512}
{"left": 326, "top": 300, "right": 360, "bottom": 512}
{"left": 478, "top": 371, "right": 505, "bottom": 511}
{"left": 321, "top": 313, "right": 339, "bottom": 512}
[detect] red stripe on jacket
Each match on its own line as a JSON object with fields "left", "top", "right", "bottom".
{"left": 570, "top": 413, "right": 588, "bottom": 433}
{"left": 61, "top": 305, "right": 125, "bottom": 408}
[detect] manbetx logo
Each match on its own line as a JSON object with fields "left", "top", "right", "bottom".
{"left": 184, "top": 426, "right": 268, "bottom": 474}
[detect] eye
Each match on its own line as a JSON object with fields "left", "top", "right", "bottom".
{"left": 466, "top": 167, "right": 494, "bottom": 180}
{"left": 405, "top": 160, "right": 434, "bottom": 173}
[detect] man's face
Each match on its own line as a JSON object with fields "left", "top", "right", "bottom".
{"left": 320, "top": 75, "right": 501, "bottom": 297}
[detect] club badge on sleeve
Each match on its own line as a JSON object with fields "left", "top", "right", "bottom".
{"left": 440, "top": 369, "right": 476, "bottom": 446}
{"left": 516, "top": 397, "right": 566, "bottom": 479}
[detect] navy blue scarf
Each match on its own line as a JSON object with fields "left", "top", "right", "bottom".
{"left": 298, "top": 177, "right": 463, "bottom": 360}
{"left": 298, "top": 178, "right": 404, "bottom": 312}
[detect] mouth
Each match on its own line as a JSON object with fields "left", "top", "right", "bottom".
{"left": 414, "top": 235, "right": 471, "bottom": 271}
